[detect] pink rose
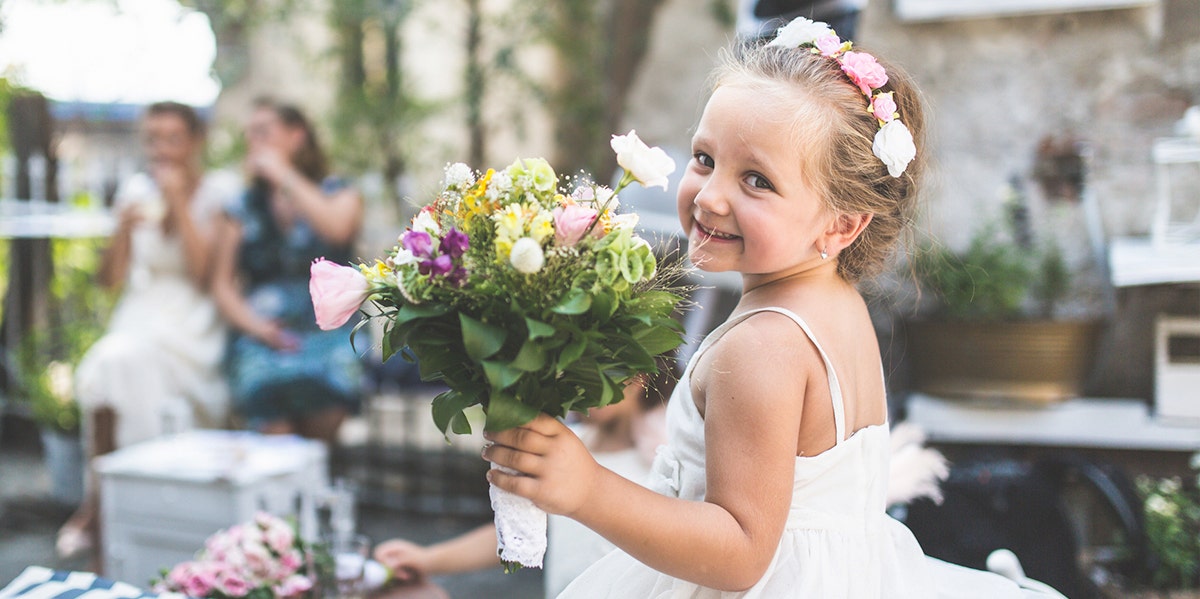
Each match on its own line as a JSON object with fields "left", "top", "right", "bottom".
{"left": 274, "top": 574, "right": 314, "bottom": 598}
{"left": 840, "top": 51, "right": 888, "bottom": 95}
{"left": 553, "top": 203, "right": 600, "bottom": 247}
{"left": 871, "top": 92, "right": 897, "bottom": 123}
{"left": 815, "top": 33, "right": 842, "bottom": 57}
{"left": 218, "top": 572, "right": 252, "bottom": 598}
{"left": 310, "top": 258, "right": 369, "bottom": 330}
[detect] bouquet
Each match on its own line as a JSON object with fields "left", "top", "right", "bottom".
{"left": 152, "top": 513, "right": 324, "bottom": 599}
{"left": 310, "top": 130, "right": 686, "bottom": 569}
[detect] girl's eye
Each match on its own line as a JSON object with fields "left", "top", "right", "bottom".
{"left": 693, "top": 152, "right": 714, "bottom": 169}
{"left": 746, "top": 173, "right": 773, "bottom": 190}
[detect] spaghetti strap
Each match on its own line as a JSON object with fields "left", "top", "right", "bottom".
{"left": 694, "top": 307, "right": 847, "bottom": 444}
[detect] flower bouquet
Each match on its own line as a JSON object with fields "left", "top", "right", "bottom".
{"left": 152, "top": 513, "right": 325, "bottom": 599}
{"left": 310, "top": 131, "right": 686, "bottom": 569}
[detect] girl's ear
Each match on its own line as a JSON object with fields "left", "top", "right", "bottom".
{"left": 824, "top": 212, "right": 873, "bottom": 256}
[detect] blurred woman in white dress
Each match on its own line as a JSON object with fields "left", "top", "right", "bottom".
{"left": 56, "top": 101, "right": 236, "bottom": 560}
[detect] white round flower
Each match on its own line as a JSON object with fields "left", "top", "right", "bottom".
{"left": 610, "top": 130, "right": 676, "bottom": 191}
{"left": 872, "top": 120, "right": 917, "bottom": 178}
{"left": 443, "top": 162, "right": 475, "bottom": 188}
{"left": 767, "top": 17, "right": 833, "bottom": 49}
{"left": 509, "top": 237, "right": 545, "bottom": 274}
{"left": 595, "top": 186, "right": 618, "bottom": 211}
{"left": 411, "top": 210, "right": 441, "bottom": 235}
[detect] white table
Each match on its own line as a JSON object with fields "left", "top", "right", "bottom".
{"left": 96, "top": 431, "right": 328, "bottom": 587}
{"left": 1108, "top": 236, "right": 1200, "bottom": 288}
{"left": 906, "top": 393, "right": 1200, "bottom": 451}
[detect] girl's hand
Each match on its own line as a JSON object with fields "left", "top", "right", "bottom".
{"left": 247, "top": 148, "right": 294, "bottom": 185}
{"left": 483, "top": 414, "right": 600, "bottom": 517}
{"left": 372, "top": 539, "right": 430, "bottom": 583}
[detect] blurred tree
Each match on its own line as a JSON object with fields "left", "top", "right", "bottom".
{"left": 328, "top": 0, "right": 429, "bottom": 208}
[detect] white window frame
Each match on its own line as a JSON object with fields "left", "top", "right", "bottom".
{"left": 894, "top": 0, "right": 1158, "bottom": 22}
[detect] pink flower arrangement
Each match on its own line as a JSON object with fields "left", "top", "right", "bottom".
{"left": 154, "top": 513, "right": 320, "bottom": 599}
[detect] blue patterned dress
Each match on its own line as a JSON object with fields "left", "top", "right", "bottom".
{"left": 224, "top": 178, "right": 363, "bottom": 425}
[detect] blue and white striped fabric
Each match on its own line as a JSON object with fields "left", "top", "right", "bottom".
{"left": 0, "top": 567, "right": 189, "bottom": 599}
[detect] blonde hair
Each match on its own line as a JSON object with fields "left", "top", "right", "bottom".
{"left": 712, "top": 43, "right": 926, "bottom": 282}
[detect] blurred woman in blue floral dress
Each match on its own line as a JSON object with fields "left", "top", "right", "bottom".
{"left": 211, "top": 98, "right": 363, "bottom": 445}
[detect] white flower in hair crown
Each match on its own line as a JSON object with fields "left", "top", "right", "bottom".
{"left": 768, "top": 17, "right": 917, "bottom": 178}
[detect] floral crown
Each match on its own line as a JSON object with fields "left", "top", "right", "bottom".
{"left": 767, "top": 17, "right": 917, "bottom": 178}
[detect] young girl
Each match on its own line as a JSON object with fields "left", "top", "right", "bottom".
{"left": 483, "top": 18, "right": 1062, "bottom": 598}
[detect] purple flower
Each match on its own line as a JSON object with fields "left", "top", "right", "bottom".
{"left": 440, "top": 227, "right": 470, "bottom": 259}
{"left": 419, "top": 254, "right": 455, "bottom": 277}
{"left": 401, "top": 230, "right": 434, "bottom": 258}
{"left": 446, "top": 265, "right": 469, "bottom": 287}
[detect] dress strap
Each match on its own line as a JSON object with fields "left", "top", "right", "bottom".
{"left": 695, "top": 307, "right": 847, "bottom": 444}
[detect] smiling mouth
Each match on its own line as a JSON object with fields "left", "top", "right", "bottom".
{"left": 695, "top": 222, "right": 740, "bottom": 241}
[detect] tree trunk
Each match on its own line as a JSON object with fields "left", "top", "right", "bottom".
{"left": 1, "top": 93, "right": 58, "bottom": 394}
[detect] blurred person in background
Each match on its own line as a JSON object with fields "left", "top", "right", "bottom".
{"left": 210, "top": 98, "right": 364, "bottom": 446}
{"left": 58, "top": 101, "right": 236, "bottom": 559}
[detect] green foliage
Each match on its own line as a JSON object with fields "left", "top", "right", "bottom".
{"left": 1137, "top": 462, "right": 1200, "bottom": 590}
{"left": 915, "top": 223, "right": 1071, "bottom": 322}
{"left": 14, "top": 238, "right": 116, "bottom": 432}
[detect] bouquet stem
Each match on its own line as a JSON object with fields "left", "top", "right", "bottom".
{"left": 488, "top": 462, "right": 547, "bottom": 570}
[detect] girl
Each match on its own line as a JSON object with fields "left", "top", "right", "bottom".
{"left": 211, "top": 98, "right": 364, "bottom": 445}
{"left": 483, "top": 18, "right": 1062, "bottom": 598}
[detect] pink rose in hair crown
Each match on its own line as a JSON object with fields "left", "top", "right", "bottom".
{"left": 815, "top": 33, "right": 843, "bottom": 57}
{"left": 840, "top": 51, "right": 889, "bottom": 95}
{"left": 310, "top": 258, "right": 369, "bottom": 330}
{"left": 870, "top": 92, "right": 898, "bottom": 123}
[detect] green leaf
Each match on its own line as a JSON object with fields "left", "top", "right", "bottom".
{"left": 482, "top": 360, "right": 523, "bottom": 391}
{"left": 552, "top": 289, "right": 592, "bottom": 315}
{"left": 484, "top": 391, "right": 540, "bottom": 432}
{"left": 633, "top": 325, "right": 685, "bottom": 356}
{"left": 449, "top": 412, "right": 473, "bottom": 435}
{"left": 628, "top": 291, "right": 682, "bottom": 317}
{"left": 511, "top": 340, "right": 547, "bottom": 372}
{"left": 432, "top": 390, "right": 476, "bottom": 436}
{"left": 589, "top": 289, "right": 617, "bottom": 321}
{"left": 525, "top": 317, "right": 556, "bottom": 340}
{"left": 460, "top": 313, "right": 507, "bottom": 361}
{"left": 557, "top": 336, "right": 588, "bottom": 371}
{"left": 396, "top": 302, "right": 450, "bottom": 326}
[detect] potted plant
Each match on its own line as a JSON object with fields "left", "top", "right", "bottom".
{"left": 907, "top": 185, "right": 1100, "bottom": 403}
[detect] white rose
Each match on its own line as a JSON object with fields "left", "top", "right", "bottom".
{"left": 443, "top": 162, "right": 475, "bottom": 188}
{"left": 509, "top": 237, "right": 545, "bottom": 274}
{"left": 391, "top": 246, "right": 417, "bottom": 267}
{"left": 411, "top": 210, "right": 441, "bottom": 235}
{"left": 595, "top": 186, "right": 618, "bottom": 211}
{"left": 767, "top": 17, "right": 833, "bottom": 49}
{"left": 610, "top": 130, "right": 676, "bottom": 191}
{"left": 610, "top": 213, "right": 639, "bottom": 231}
{"left": 872, "top": 120, "right": 917, "bottom": 178}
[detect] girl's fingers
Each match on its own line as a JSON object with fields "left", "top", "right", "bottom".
{"left": 487, "top": 467, "right": 539, "bottom": 499}
{"left": 482, "top": 444, "right": 542, "bottom": 476}
{"left": 484, "top": 423, "right": 553, "bottom": 454}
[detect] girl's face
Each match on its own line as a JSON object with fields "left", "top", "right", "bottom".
{"left": 244, "top": 107, "right": 304, "bottom": 158}
{"left": 143, "top": 113, "right": 200, "bottom": 168}
{"left": 676, "top": 83, "right": 833, "bottom": 281}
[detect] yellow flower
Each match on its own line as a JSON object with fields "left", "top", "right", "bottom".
{"left": 495, "top": 204, "right": 527, "bottom": 241}
{"left": 529, "top": 212, "right": 554, "bottom": 243}
{"left": 494, "top": 238, "right": 513, "bottom": 261}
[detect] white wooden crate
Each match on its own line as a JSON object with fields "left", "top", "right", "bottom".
{"left": 1156, "top": 316, "right": 1200, "bottom": 422}
{"left": 95, "top": 431, "right": 327, "bottom": 587}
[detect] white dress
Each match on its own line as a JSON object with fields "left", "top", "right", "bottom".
{"left": 559, "top": 307, "right": 1050, "bottom": 598}
{"left": 74, "top": 172, "right": 236, "bottom": 449}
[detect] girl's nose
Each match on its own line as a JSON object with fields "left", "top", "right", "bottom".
{"left": 693, "top": 179, "right": 731, "bottom": 216}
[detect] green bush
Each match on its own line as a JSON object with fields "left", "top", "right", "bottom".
{"left": 1138, "top": 458, "right": 1200, "bottom": 590}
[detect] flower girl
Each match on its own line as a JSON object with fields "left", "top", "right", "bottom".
{"left": 483, "top": 17, "right": 1065, "bottom": 598}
